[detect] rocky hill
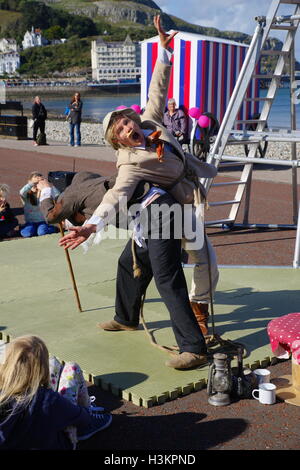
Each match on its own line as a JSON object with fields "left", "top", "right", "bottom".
{"left": 1, "top": 0, "right": 299, "bottom": 74}
{"left": 41, "top": 0, "right": 287, "bottom": 52}
{"left": 38, "top": 0, "right": 296, "bottom": 71}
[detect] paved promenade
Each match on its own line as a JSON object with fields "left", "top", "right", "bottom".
{"left": 1, "top": 137, "right": 299, "bottom": 182}
{"left": 0, "top": 138, "right": 299, "bottom": 452}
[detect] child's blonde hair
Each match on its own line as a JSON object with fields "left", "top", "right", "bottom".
{"left": 0, "top": 183, "right": 10, "bottom": 199}
{"left": 0, "top": 335, "right": 50, "bottom": 410}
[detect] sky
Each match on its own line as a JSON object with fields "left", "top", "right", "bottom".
{"left": 154, "top": 0, "right": 300, "bottom": 62}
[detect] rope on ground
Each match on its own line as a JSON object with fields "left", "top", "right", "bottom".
{"left": 139, "top": 294, "right": 179, "bottom": 356}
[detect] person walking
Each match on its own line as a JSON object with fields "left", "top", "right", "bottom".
{"left": 69, "top": 92, "right": 83, "bottom": 147}
{"left": 32, "top": 96, "right": 47, "bottom": 146}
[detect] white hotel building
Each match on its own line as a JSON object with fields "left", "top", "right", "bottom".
{"left": 91, "top": 35, "right": 141, "bottom": 82}
{"left": 0, "top": 39, "right": 20, "bottom": 74}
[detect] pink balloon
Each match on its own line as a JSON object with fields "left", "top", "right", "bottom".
{"left": 188, "top": 107, "right": 201, "bottom": 119}
{"left": 116, "top": 105, "right": 127, "bottom": 110}
{"left": 198, "top": 115, "right": 210, "bottom": 128}
{"left": 130, "top": 104, "right": 141, "bottom": 114}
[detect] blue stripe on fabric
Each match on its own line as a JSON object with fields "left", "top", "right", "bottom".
{"left": 213, "top": 44, "right": 219, "bottom": 117}
{"left": 204, "top": 42, "right": 210, "bottom": 112}
{"left": 146, "top": 43, "right": 152, "bottom": 97}
{"left": 196, "top": 40, "right": 202, "bottom": 109}
{"left": 179, "top": 40, "right": 186, "bottom": 107}
{"left": 223, "top": 45, "right": 228, "bottom": 111}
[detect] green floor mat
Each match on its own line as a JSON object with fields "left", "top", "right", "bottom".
{"left": 1, "top": 234, "right": 299, "bottom": 407}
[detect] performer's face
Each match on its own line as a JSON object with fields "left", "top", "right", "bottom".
{"left": 113, "top": 116, "right": 144, "bottom": 148}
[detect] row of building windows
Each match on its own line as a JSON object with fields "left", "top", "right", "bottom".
{"left": 97, "top": 47, "right": 135, "bottom": 52}
{"left": 99, "top": 68, "right": 140, "bottom": 74}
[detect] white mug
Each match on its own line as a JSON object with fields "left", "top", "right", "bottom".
{"left": 253, "top": 368, "right": 270, "bottom": 385}
{"left": 252, "top": 383, "right": 277, "bottom": 405}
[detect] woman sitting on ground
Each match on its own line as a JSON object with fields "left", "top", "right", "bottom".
{"left": 0, "top": 335, "right": 112, "bottom": 450}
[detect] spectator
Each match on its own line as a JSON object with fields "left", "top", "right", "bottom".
{"left": 19, "top": 172, "right": 59, "bottom": 238}
{"left": 32, "top": 96, "right": 47, "bottom": 146}
{"left": 0, "top": 183, "right": 18, "bottom": 239}
{"left": 69, "top": 92, "right": 83, "bottom": 147}
{"left": 0, "top": 335, "right": 112, "bottom": 450}
{"left": 163, "top": 98, "right": 188, "bottom": 145}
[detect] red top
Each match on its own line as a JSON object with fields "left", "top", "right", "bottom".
{"left": 267, "top": 313, "right": 300, "bottom": 364}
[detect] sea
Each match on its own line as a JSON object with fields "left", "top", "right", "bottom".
{"left": 21, "top": 87, "right": 300, "bottom": 129}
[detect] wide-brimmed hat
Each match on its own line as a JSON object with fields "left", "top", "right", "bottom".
{"left": 102, "top": 108, "right": 142, "bottom": 145}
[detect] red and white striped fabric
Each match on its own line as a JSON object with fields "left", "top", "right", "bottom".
{"left": 140, "top": 32, "right": 260, "bottom": 129}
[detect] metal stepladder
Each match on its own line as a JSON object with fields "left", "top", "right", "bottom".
{"left": 201, "top": 0, "right": 300, "bottom": 267}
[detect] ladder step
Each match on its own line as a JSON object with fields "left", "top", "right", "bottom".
{"left": 253, "top": 74, "right": 281, "bottom": 79}
{"left": 235, "top": 119, "right": 266, "bottom": 124}
{"left": 244, "top": 97, "right": 273, "bottom": 102}
{"left": 278, "top": 1, "right": 300, "bottom": 5}
{"left": 212, "top": 181, "right": 247, "bottom": 187}
{"left": 227, "top": 139, "right": 260, "bottom": 145}
{"left": 205, "top": 218, "right": 235, "bottom": 226}
{"left": 209, "top": 200, "right": 240, "bottom": 207}
{"left": 260, "top": 50, "right": 290, "bottom": 56}
{"left": 219, "top": 162, "right": 245, "bottom": 167}
{"left": 270, "top": 25, "right": 297, "bottom": 30}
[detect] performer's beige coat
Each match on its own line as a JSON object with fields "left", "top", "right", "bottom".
{"left": 94, "top": 61, "right": 217, "bottom": 221}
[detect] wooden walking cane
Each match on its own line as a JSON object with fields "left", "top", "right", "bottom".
{"left": 59, "top": 222, "right": 82, "bottom": 312}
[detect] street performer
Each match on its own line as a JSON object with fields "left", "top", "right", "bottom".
{"left": 59, "top": 15, "right": 218, "bottom": 369}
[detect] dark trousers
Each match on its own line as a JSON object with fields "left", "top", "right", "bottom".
{"left": 33, "top": 119, "right": 45, "bottom": 141}
{"left": 115, "top": 193, "right": 207, "bottom": 355}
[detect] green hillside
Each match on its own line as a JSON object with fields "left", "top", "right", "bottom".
{"left": 0, "top": 8, "right": 22, "bottom": 31}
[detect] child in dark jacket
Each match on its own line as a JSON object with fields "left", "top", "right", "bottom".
{"left": 0, "top": 184, "right": 18, "bottom": 239}
{"left": 0, "top": 335, "right": 112, "bottom": 450}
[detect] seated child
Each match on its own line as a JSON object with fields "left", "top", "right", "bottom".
{"left": 20, "top": 172, "right": 60, "bottom": 238}
{"left": 0, "top": 335, "right": 112, "bottom": 449}
{"left": 0, "top": 183, "right": 18, "bottom": 239}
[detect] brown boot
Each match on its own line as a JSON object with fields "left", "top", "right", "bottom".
{"left": 190, "top": 302, "right": 209, "bottom": 336}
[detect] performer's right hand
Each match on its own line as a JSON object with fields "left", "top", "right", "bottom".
{"left": 59, "top": 224, "right": 96, "bottom": 250}
{"left": 153, "top": 14, "right": 177, "bottom": 50}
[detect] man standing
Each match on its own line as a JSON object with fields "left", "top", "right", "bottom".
{"left": 32, "top": 96, "right": 47, "bottom": 146}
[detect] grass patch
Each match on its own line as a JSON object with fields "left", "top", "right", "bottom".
{"left": 0, "top": 9, "right": 22, "bottom": 29}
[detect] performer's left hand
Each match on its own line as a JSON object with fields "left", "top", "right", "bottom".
{"left": 59, "top": 224, "right": 96, "bottom": 250}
